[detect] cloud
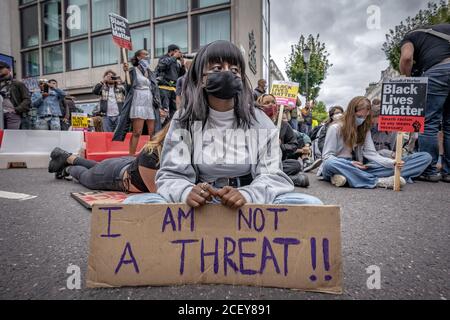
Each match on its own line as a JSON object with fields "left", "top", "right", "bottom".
{"left": 270, "top": 0, "right": 441, "bottom": 108}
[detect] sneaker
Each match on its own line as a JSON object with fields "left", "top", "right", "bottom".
{"left": 55, "top": 167, "right": 72, "bottom": 180}
{"left": 304, "top": 158, "right": 323, "bottom": 173}
{"left": 331, "top": 175, "right": 347, "bottom": 187}
{"left": 290, "top": 173, "right": 310, "bottom": 188}
{"left": 48, "top": 148, "right": 72, "bottom": 174}
{"left": 376, "top": 176, "right": 406, "bottom": 189}
{"left": 442, "top": 175, "right": 450, "bottom": 183}
{"left": 416, "top": 174, "right": 441, "bottom": 183}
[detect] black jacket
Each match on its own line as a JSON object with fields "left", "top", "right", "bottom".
{"left": 279, "top": 121, "right": 299, "bottom": 160}
{"left": 92, "top": 82, "right": 126, "bottom": 115}
{"left": 155, "top": 54, "right": 186, "bottom": 86}
{"left": 0, "top": 79, "right": 31, "bottom": 116}
{"left": 113, "top": 66, "right": 162, "bottom": 142}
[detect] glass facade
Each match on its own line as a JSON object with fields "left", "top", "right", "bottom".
{"left": 18, "top": 0, "right": 265, "bottom": 82}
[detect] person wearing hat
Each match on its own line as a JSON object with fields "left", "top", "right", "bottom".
{"left": 0, "top": 61, "right": 31, "bottom": 130}
{"left": 155, "top": 44, "right": 186, "bottom": 123}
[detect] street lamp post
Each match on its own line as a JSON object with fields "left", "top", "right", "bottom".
{"left": 303, "top": 45, "right": 311, "bottom": 101}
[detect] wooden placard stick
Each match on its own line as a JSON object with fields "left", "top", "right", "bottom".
{"left": 394, "top": 132, "right": 404, "bottom": 191}
{"left": 121, "top": 48, "right": 131, "bottom": 86}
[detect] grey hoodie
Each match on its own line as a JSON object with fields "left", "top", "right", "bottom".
{"left": 155, "top": 108, "right": 294, "bottom": 204}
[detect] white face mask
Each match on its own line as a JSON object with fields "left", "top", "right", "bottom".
{"left": 355, "top": 117, "right": 366, "bottom": 126}
{"left": 332, "top": 113, "right": 343, "bottom": 121}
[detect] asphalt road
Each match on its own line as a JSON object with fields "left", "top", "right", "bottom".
{"left": 0, "top": 169, "right": 449, "bottom": 300}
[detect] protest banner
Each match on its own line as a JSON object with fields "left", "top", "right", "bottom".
{"left": 270, "top": 81, "right": 300, "bottom": 108}
{"left": 71, "top": 191, "right": 129, "bottom": 209}
{"left": 71, "top": 113, "right": 89, "bottom": 129}
{"left": 109, "top": 13, "right": 132, "bottom": 84}
{"left": 379, "top": 77, "right": 428, "bottom": 191}
{"left": 87, "top": 204, "right": 342, "bottom": 294}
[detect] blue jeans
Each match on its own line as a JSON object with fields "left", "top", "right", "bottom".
{"left": 420, "top": 62, "right": 450, "bottom": 176}
{"left": 35, "top": 116, "right": 61, "bottom": 131}
{"left": 321, "top": 153, "right": 432, "bottom": 188}
{"left": 102, "top": 116, "right": 119, "bottom": 132}
{"left": 124, "top": 192, "right": 323, "bottom": 205}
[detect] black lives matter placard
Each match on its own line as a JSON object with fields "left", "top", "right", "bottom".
{"left": 379, "top": 77, "right": 428, "bottom": 133}
{"left": 109, "top": 13, "right": 132, "bottom": 51}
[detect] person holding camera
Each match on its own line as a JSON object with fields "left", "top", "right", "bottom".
{"left": 31, "top": 79, "right": 66, "bottom": 131}
{"left": 92, "top": 70, "right": 126, "bottom": 132}
{"left": 155, "top": 44, "right": 186, "bottom": 121}
{"left": 0, "top": 61, "right": 31, "bottom": 130}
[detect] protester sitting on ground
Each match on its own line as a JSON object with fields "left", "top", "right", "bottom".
{"left": 318, "top": 96, "right": 432, "bottom": 189}
{"left": 124, "top": 40, "right": 322, "bottom": 207}
{"left": 0, "top": 61, "right": 31, "bottom": 130}
{"left": 256, "top": 94, "right": 310, "bottom": 188}
{"left": 114, "top": 49, "right": 162, "bottom": 156}
{"left": 308, "top": 105, "right": 344, "bottom": 171}
{"left": 31, "top": 79, "right": 66, "bottom": 131}
{"left": 93, "top": 70, "right": 126, "bottom": 133}
{"left": 48, "top": 124, "right": 170, "bottom": 193}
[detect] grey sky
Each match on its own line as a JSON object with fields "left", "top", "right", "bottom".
{"left": 270, "top": 0, "right": 440, "bottom": 108}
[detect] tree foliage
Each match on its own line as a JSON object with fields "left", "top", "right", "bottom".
{"left": 285, "top": 34, "right": 332, "bottom": 101}
{"left": 312, "top": 101, "right": 329, "bottom": 124}
{"left": 382, "top": 0, "right": 450, "bottom": 71}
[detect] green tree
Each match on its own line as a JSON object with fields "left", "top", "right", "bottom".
{"left": 312, "top": 101, "right": 329, "bottom": 124}
{"left": 382, "top": 0, "right": 450, "bottom": 72}
{"left": 285, "top": 34, "right": 332, "bottom": 101}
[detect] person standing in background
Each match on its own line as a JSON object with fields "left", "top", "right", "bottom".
{"left": 253, "top": 79, "right": 267, "bottom": 101}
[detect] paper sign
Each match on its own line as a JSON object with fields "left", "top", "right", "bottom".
{"left": 71, "top": 113, "right": 89, "bottom": 129}
{"left": 271, "top": 81, "right": 300, "bottom": 108}
{"left": 379, "top": 77, "right": 428, "bottom": 133}
{"left": 109, "top": 13, "right": 132, "bottom": 51}
{"left": 87, "top": 204, "right": 342, "bottom": 294}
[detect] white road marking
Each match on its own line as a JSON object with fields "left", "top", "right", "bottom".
{"left": 0, "top": 191, "right": 37, "bottom": 201}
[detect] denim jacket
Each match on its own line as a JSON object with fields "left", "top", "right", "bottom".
{"left": 31, "top": 88, "right": 66, "bottom": 117}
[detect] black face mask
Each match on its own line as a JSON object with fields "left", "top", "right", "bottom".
{"left": 204, "top": 71, "right": 243, "bottom": 100}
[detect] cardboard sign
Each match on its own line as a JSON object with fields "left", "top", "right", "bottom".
{"left": 71, "top": 113, "right": 89, "bottom": 129}
{"left": 109, "top": 13, "right": 132, "bottom": 51}
{"left": 87, "top": 204, "right": 342, "bottom": 294}
{"left": 270, "top": 81, "right": 300, "bottom": 108}
{"left": 71, "top": 191, "right": 130, "bottom": 209}
{"left": 379, "top": 77, "right": 428, "bottom": 133}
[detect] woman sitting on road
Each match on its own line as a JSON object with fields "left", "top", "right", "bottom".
{"left": 125, "top": 40, "right": 322, "bottom": 208}
{"left": 47, "top": 124, "right": 170, "bottom": 193}
{"left": 318, "top": 96, "right": 432, "bottom": 189}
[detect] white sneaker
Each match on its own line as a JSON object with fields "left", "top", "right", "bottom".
{"left": 331, "top": 174, "right": 347, "bottom": 187}
{"left": 376, "top": 176, "right": 406, "bottom": 189}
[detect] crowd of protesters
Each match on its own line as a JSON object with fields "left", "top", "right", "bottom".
{"left": 5, "top": 24, "right": 450, "bottom": 209}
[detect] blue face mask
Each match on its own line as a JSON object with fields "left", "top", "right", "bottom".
{"left": 139, "top": 59, "right": 149, "bottom": 70}
{"left": 356, "top": 117, "right": 366, "bottom": 126}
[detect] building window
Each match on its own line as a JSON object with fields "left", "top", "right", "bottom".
{"left": 129, "top": 27, "right": 151, "bottom": 59}
{"left": 42, "top": 0, "right": 62, "bottom": 43}
{"left": 21, "top": 5, "right": 39, "bottom": 48}
{"left": 66, "top": 0, "right": 89, "bottom": 37}
{"left": 192, "top": 10, "right": 230, "bottom": 51}
{"left": 22, "top": 50, "right": 40, "bottom": 78}
{"left": 155, "top": 19, "right": 188, "bottom": 57}
{"left": 192, "top": 0, "right": 229, "bottom": 9}
{"left": 20, "top": 0, "right": 36, "bottom": 5}
{"left": 93, "top": 34, "right": 119, "bottom": 67}
{"left": 154, "top": 0, "right": 187, "bottom": 18}
{"left": 67, "top": 39, "right": 89, "bottom": 70}
{"left": 43, "top": 45, "right": 63, "bottom": 74}
{"left": 92, "top": 0, "right": 119, "bottom": 32}
{"left": 126, "top": 0, "right": 150, "bottom": 23}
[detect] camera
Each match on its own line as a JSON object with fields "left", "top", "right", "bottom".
{"left": 43, "top": 83, "right": 50, "bottom": 94}
{"left": 183, "top": 53, "right": 196, "bottom": 60}
{"left": 111, "top": 76, "right": 120, "bottom": 81}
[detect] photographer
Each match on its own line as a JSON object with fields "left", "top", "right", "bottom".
{"left": 92, "top": 70, "right": 126, "bottom": 132}
{"left": 155, "top": 44, "right": 186, "bottom": 121}
{"left": 31, "top": 79, "right": 66, "bottom": 131}
{"left": 0, "top": 62, "right": 31, "bottom": 130}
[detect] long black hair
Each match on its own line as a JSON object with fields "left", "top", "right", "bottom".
{"left": 178, "top": 40, "right": 256, "bottom": 130}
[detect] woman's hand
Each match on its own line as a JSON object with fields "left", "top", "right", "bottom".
{"left": 352, "top": 161, "right": 368, "bottom": 170}
{"left": 395, "top": 160, "right": 405, "bottom": 170}
{"left": 186, "top": 183, "right": 217, "bottom": 208}
{"left": 123, "top": 63, "right": 129, "bottom": 72}
{"left": 216, "top": 187, "right": 247, "bottom": 210}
